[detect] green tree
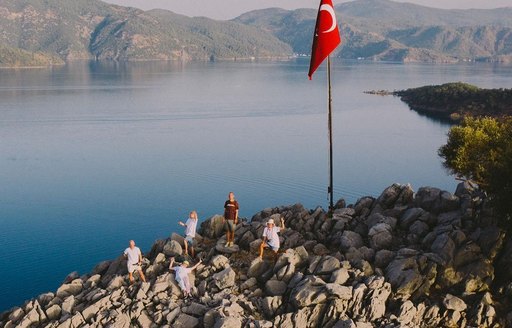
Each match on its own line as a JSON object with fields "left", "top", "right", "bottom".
{"left": 439, "top": 116, "right": 512, "bottom": 227}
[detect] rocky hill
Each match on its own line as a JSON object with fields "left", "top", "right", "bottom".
{"left": 0, "top": 0, "right": 292, "bottom": 63}
{"left": 2, "top": 182, "right": 512, "bottom": 327}
{"left": 234, "top": 0, "right": 512, "bottom": 63}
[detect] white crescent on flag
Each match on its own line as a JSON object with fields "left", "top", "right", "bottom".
{"left": 319, "top": 4, "right": 337, "bottom": 33}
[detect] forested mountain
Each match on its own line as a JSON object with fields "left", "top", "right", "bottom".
{"left": 0, "top": 0, "right": 292, "bottom": 64}
{"left": 1, "top": 0, "right": 512, "bottom": 66}
{"left": 235, "top": 0, "right": 512, "bottom": 63}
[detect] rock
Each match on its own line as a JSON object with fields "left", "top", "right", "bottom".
{"left": 211, "top": 255, "right": 230, "bottom": 270}
{"left": 213, "top": 267, "right": 236, "bottom": 289}
{"left": 215, "top": 240, "right": 240, "bottom": 254}
{"left": 415, "top": 187, "right": 441, "bottom": 212}
{"left": 431, "top": 233, "right": 455, "bottom": 263}
{"left": 163, "top": 240, "right": 183, "bottom": 257}
{"left": 325, "top": 283, "right": 352, "bottom": 300}
{"left": 340, "top": 231, "right": 364, "bottom": 251}
{"left": 17, "top": 301, "right": 47, "bottom": 328}
{"left": 200, "top": 214, "right": 226, "bottom": 239}
{"left": 368, "top": 223, "right": 393, "bottom": 250}
{"left": 173, "top": 313, "right": 200, "bottom": 328}
{"left": 182, "top": 302, "right": 209, "bottom": 316}
{"left": 398, "top": 300, "right": 416, "bottom": 326}
{"left": 310, "top": 256, "right": 340, "bottom": 275}
{"left": 247, "top": 257, "right": 272, "bottom": 279}
{"left": 374, "top": 250, "right": 395, "bottom": 269}
{"left": 375, "top": 183, "right": 404, "bottom": 209}
{"left": 261, "top": 296, "right": 283, "bottom": 318}
{"left": 138, "top": 310, "right": 153, "bottom": 327}
{"left": 45, "top": 304, "right": 61, "bottom": 321}
{"left": 240, "top": 277, "right": 258, "bottom": 291}
{"left": 55, "top": 280, "right": 83, "bottom": 298}
{"left": 400, "top": 207, "right": 426, "bottom": 229}
{"left": 107, "top": 275, "right": 125, "bottom": 291}
{"left": 214, "top": 316, "right": 242, "bottom": 328}
{"left": 265, "top": 280, "right": 288, "bottom": 296}
{"left": 291, "top": 276, "right": 327, "bottom": 308}
{"left": 61, "top": 295, "right": 76, "bottom": 314}
{"left": 330, "top": 268, "right": 350, "bottom": 285}
{"left": 443, "top": 294, "right": 467, "bottom": 311}
{"left": 409, "top": 220, "right": 430, "bottom": 237}
{"left": 153, "top": 273, "right": 172, "bottom": 294}
{"left": 136, "top": 281, "right": 151, "bottom": 300}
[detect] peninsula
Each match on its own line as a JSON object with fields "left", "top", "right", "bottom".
{"left": 1, "top": 182, "right": 511, "bottom": 327}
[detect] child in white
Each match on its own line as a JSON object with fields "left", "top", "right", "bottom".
{"left": 169, "top": 257, "right": 202, "bottom": 297}
{"left": 259, "top": 217, "right": 285, "bottom": 259}
{"left": 178, "top": 210, "right": 198, "bottom": 257}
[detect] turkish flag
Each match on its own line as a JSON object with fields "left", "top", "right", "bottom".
{"left": 308, "top": 0, "right": 341, "bottom": 80}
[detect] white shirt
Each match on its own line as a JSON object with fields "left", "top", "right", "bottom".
{"left": 174, "top": 266, "right": 192, "bottom": 281}
{"left": 185, "top": 218, "right": 197, "bottom": 238}
{"left": 263, "top": 226, "right": 281, "bottom": 249}
{"left": 124, "top": 247, "right": 141, "bottom": 266}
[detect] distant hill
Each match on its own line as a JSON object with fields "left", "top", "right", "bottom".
{"left": 0, "top": 0, "right": 292, "bottom": 64}
{"left": 1, "top": 0, "right": 512, "bottom": 65}
{"left": 234, "top": 0, "right": 512, "bottom": 63}
{"left": 0, "top": 44, "right": 64, "bottom": 67}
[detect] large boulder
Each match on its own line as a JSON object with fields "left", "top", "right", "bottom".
{"left": 368, "top": 223, "right": 393, "bottom": 250}
{"left": 200, "top": 215, "right": 226, "bottom": 239}
{"left": 340, "top": 231, "right": 364, "bottom": 251}
{"left": 163, "top": 240, "right": 183, "bottom": 257}
{"left": 213, "top": 267, "right": 236, "bottom": 289}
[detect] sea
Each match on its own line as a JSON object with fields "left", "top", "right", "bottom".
{"left": 1, "top": 59, "right": 511, "bottom": 312}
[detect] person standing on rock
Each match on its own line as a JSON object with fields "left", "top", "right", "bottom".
{"left": 123, "top": 240, "right": 146, "bottom": 284}
{"left": 178, "top": 210, "right": 198, "bottom": 258}
{"left": 259, "top": 217, "right": 285, "bottom": 259}
{"left": 223, "top": 192, "right": 239, "bottom": 247}
{"left": 169, "top": 257, "right": 202, "bottom": 297}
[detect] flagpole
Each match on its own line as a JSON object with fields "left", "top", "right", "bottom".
{"left": 327, "top": 56, "right": 334, "bottom": 212}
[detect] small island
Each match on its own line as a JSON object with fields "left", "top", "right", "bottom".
{"left": 393, "top": 82, "right": 512, "bottom": 122}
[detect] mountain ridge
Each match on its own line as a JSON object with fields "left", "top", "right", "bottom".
{"left": 1, "top": 0, "right": 512, "bottom": 66}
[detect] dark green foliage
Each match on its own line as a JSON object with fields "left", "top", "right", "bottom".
{"left": 395, "top": 83, "right": 512, "bottom": 120}
{"left": 439, "top": 117, "right": 512, "bottom": 227}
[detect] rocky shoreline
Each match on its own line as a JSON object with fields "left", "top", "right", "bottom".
{"left": 2, "top": 182, "right": 512, "bottom": 327}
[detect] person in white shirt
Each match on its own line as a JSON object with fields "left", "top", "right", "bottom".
{"left": 259, "top": 217, "right": 285, "bottom": 259}
{"left": 123, "top": 240, "right": 146, "bottom": 284}
{"left": 169, "top": 257, "right": 202, "bottom": 297}
{"left": 178, "top": 210, "right": 198, "bottom": 258}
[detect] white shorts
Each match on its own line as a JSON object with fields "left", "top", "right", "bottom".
{"left": 128, "top": 263, "right": 141, "bottom": 273}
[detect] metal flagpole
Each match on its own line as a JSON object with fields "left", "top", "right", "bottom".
{"left": 327, "top": 56, "right": 334, "bottom": 212}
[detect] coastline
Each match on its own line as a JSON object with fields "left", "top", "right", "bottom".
{"left": 2, "top": 182, "right": 511, "bottom": 327}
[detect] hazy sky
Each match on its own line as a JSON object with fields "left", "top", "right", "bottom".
{"left": 104, "top": 0, "right": 512, "bottom": 20}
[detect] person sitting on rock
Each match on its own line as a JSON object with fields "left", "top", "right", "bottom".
{"left": 169, "top": 257, "right": 202, "bottom": 297}
{"left": 223, "top": 192, "right": 239, "bottom": 247}
{"left": 123, "top": 240, "right": 146, "bottom": 284}
{"left": 259, "top": 217, "right": 285, "bottom": 259}
{"left": 178, "top": 210, "right": 198, "bottom": 258}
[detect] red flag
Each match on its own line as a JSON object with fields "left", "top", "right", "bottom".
{"left": 308, "top": 0, "right": 341, "bottom": 80}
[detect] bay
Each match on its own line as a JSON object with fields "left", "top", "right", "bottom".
{"left": 1, "top": 59, "right": 511, "bottom": 312}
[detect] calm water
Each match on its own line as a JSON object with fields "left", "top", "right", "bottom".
{"left": 1, "top": 59, "right": 511, "bottom": 311}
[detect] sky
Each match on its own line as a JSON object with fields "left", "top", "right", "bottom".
{"left": 104, "top": 0, "right": 512, "bottom": 20}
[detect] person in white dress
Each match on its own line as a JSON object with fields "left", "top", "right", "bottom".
{"left": 259, "top": 217, "right": 285, "bottom": 259}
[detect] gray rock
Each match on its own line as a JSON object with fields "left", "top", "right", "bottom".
{"left": 215, "top": 242, "right": 240, "bottom": 254}
{"left": 211, "top": 255, "right": 230, "bottom": 270}
{"left": 443, "top": 294, "right": 467, "bottom": 311}
{"left": 330, "top": 267, "right": 350, "bottom": 285}
{"left": 55, "top": 280, "right": 83, "bottom": 298}
{"left": 61, "top": 295, "right": 76, "bottom": 314}
{"left": 291, "top": 276, "right": 327, "bottom": 308}
{"left": 45, "top": 304, "right": 61, "bottom": 321}
{"left": 247, "top": 257, "right": 272, "bottom": 279}
{"left": 368, "top": 223, "right": 393, "bottom": 250}
{"left": 415, "top": 187, "right": 441, "bottom": 212}
{"left": 182, "top": 302, "right": 209, "bottom": 316}
{"left": 214, "top": 316, "right": 242, "bottom": 328}
{"left": 213, "top": 267, "right": 236, "bottom": 289}
{"left": 163, "top": 240, "right": 183, "bottom": 257}
{"left": 374, "top": 250, "right": 395, "bottom": 269}
{"left": 398, "top": 300, "right": 417, "bottom": 326}
{"left": 17, "top": 301, "right": 46, "bottom": 328}
{"left": 265, "top": 280, "right": 288, "bottom": 296}
{"left": 400, "top": 207, "right": 426, "bottom": 229}
{"left": 261, "top": 296, "right": 282, "bottom": 318}
{"left": 409, "top": 220, "right": 430, "bottom": 237}
{"left": 431, "top": 233, "right": 455, "bottom": 263}
{"left": 340, "top": 231, "right": 364, "bottom": 251}
{"left": 173, "top": 313, "right": 200, "bottom": 328}
{"left": 138, "top": 310, "right": 153, "bottom": 327}
{"left": 107, "top": 275, "right": 125, "bottom": 291}
{"left": 325, "top": 283, "right": 352, "bottom": 300}
{"left": 200, "top": 214, "right": 226, "bottom": 239}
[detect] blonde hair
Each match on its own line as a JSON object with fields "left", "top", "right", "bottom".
{"left": 190, "top": 210, "right": 198, "bottom": 220}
